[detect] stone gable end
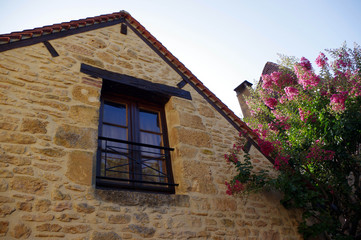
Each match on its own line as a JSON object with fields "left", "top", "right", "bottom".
{"left": 0, "top": 14, "right": 302, "bottom": 239}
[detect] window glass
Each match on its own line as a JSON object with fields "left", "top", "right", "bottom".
{"left": 100, "top": 152, "right": 129, "bottom": 179}
{"left": 103, "top": 101, "right": 127, "bottom": 126}
{"left": 102, "top": 125, "right": 127, "bottom": 141}
{"left": 139, "top": 109, "right": 160, "bottom": 133}
{"left": 141, "top": 158, "right": 166, "bottom": 183}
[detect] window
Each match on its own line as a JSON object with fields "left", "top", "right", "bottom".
{"left": 96, "top": 92, "right": 176, "bottom": 193}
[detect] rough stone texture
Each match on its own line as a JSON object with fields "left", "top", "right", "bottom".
{"left": 53, "top": 201, "right": 72, "bottom": 212}
{"left": 11, "top": 223, "right": 31, "bottom": 239}
{"left": 90, "top": 231, "right": 122, "bottom": 240}
{"left": 62, "top": 225, "right": 91, "bottom": 234}
{"left": 34, "top": 199, "right": 51, "bottom": 213}
{"left": 128, "top": 224, "right": 156, "bottom": 238}
{"left": 16, "top": 202, "right": 33, "bottom": 212}
{"left": 175, "top": 127, "right": 212, "bottom": 148}
{"left": 13, "top": 167, "right": 34, "bottom": 176}
{"left": 75, "top": 202, "right": 95, "bottom": 213}
{"left": 69, "top": 105, "right": 99, "bottom": 125}
{"left": 183, "top": 160, "right": 217, "bottom": 194}
{"left": 108, "top": 214, "right": 131, "bottom": 224}
{"left": 54, "top": 124, "right": 97, "bottom": 149}
{"left": 20, "top": 118, "right": 48, "bottom": 134}
{"left": 66, "top": 151, "right": 93, "bottom": 185}
{"left": 36, "top": 223, "right": 62, "bottom": 232}
{"left": 0, "top": 205, "right": 16, "bottom": 217}
{"left": 0, "top": 22, "right": 302, "bottom": 240}
{"left": 72, "top": 85, "right": 100, "bottom": 106}
{"left": 0, "top": 221, "right": 9, "bottom": 236}
{"left": 0, "top": 179, "right": 8, "bottom": 192}
{"left": 0, "top": 131, "right": 36, "bottom": 144}
{"left": 10, "top": 176, "right": 47, "bottom": 195}
{"left": 51, "top": 189, "right": 70, "bottom": 200}
{"left": 57, "top": 213, "right": 80, "bottom": 222}
{"left": 22, "top": 214, "right": 54, "bottom": 222}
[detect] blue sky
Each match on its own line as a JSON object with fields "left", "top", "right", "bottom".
{"left": 1, "top": 0, "right": 360, "bottom": 117}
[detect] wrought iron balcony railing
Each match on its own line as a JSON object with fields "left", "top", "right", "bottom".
{"left": 96, "top": 136, "right": 177, "bottom": 191}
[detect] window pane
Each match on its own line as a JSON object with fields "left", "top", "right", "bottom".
{"left": 100, "top": 152, "right": 129, "bottom": 179}
{"left": 103, "top": 101, "right": 127, "bottom": 126}
{"left": 139, "top": 109, "right": 160, "bottom": 133}
{"left": 140, "top": 132, "right": 161, "bottom": 145}
{"left": 141, "top": 158, "right": 167, "bottom": 183}
{"left": 103, "top": 124, "right": 127, "bottom": 140}
{"left": 140, "top": 132, "right": 162, "bottom": 157}
{"left": 102, "top": 125, "right": 127, "bottom": 149}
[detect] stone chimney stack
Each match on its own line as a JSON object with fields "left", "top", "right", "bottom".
{"left": 234, "top": 80, "right": 253, "bottom": 119}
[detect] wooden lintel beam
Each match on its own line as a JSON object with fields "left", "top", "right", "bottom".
{"left": 43, "top": 41, "right": 59, "bottom": 57}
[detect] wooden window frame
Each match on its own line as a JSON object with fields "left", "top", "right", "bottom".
{"left": 96, "top": 92, "right": 176, "bottom": 193}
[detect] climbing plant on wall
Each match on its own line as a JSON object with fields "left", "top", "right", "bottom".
{"left": 225, "top": 43, "right": 361, "bottom": 239}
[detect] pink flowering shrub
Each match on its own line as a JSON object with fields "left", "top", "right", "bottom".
{"left": 284, "top": 86, "right": 299, "bottom": 100}
{"left": 294, "top": 63, "right": 321, "bottom": 89}
{"left": 264, "top": 97, "right": 278, "bottom": 109}
{"left": 305, "top": 144, "right": 335, "bottom": 163}
{"left": 257, "top": 139, "right": 274, "bottom": 156}
{"left": 315, "top": 52, "right": 328, "bottom": 68}
{"left": 300, "top": 57, "right": 312, "bottom": 70}
{"left": 330, "top": 91, "right": 348, "bottom": 111}
{"left": 225, "top": 43, "right": 361, "bottom": 239}
{"left": 262, "top": 71, "right": 297, "bottom": 90}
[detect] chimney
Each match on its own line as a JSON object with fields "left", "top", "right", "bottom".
{"left": 234, "top": 80, "right": 253, "bottom": 119}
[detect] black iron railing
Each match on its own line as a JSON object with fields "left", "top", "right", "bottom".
{"left": 96, "top": 136, "right": 177, "bottom": 189}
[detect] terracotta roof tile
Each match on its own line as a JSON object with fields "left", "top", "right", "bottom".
{"left": 0, "top": 10, "right": 258, "bottom": 142}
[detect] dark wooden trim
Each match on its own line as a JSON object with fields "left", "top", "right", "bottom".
{"left": 0, "top": 18, "right": 125, "bottom": 53}
{"left": 243, "top": 140, "right": 252, "bottom": 153}
{"left": 43, "top": 41, "right": 59, "bottom": 57}
{"left": 177, "top": 80, "right": 188, "bottom": 89}
{"left": 80, "top": 63, "right": 192, "bottom": 100}
{"left": 121, "top": 23, "right": 127, "bottom": 35}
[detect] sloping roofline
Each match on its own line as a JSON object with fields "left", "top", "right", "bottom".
{"left": 0, "top": 10, "right": 270, "bottom": 160}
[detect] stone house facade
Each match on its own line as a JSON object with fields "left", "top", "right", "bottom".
{"left": 0, "top": 11, "right": 302, "bottom": 239}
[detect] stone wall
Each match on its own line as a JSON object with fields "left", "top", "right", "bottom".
{"left": 0, "top": 23, "right": 302, "bottom": 239}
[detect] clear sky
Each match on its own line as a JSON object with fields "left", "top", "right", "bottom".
{"left": 1, "top": 0, "right": 360, "bottom": 117}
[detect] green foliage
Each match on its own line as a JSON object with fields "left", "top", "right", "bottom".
{"left": 225, "top": 43, "right": 361, "bottom": 239}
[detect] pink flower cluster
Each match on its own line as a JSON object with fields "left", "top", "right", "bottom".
{"left": 273, "top": 155, "right": 290, "bottom": 170}
{"left": 306, "top": 145, "right": 335, "bottom": 162}
{"left": 350, "top": 77, "right": 361, "bottom": 97}
{"left": 330, "top": 91, "right": 348, "bottom": 111}
{"left": 258, "top": 139, "right": 274, "bottom": 156}
{"left": 336, "top": 59, "right": 348, "bottom": 69}
{"left": 284, "top": 86, "right": 299, "bottom": 100}
{"left": 298, "top": 108, "right": 312, "bottom": 122}
{"left": 262, "top": 71, "right": 296, "bottom": 90}
{"left": 225, "top": 180, "right": 244, "bottom": 195}
{"left": 315, "top": 52, "right": 328, "bottom": 68}
{"left": 224, "top": 152, "right": 239, "bottom": 164}
{"left": 294, "top": 66, "right": 321, "bottom": 90}
{"left": 293, "top": 57, "right": 321, "bottom": 89}
{"left": 300, "top": 57, "right": 312, "bottom": 70}
{"left": 268, "top": 112, "right": 291, "bottom": 131}
{"left": 264, "top": 97, "right": 278, "bottom": 109}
